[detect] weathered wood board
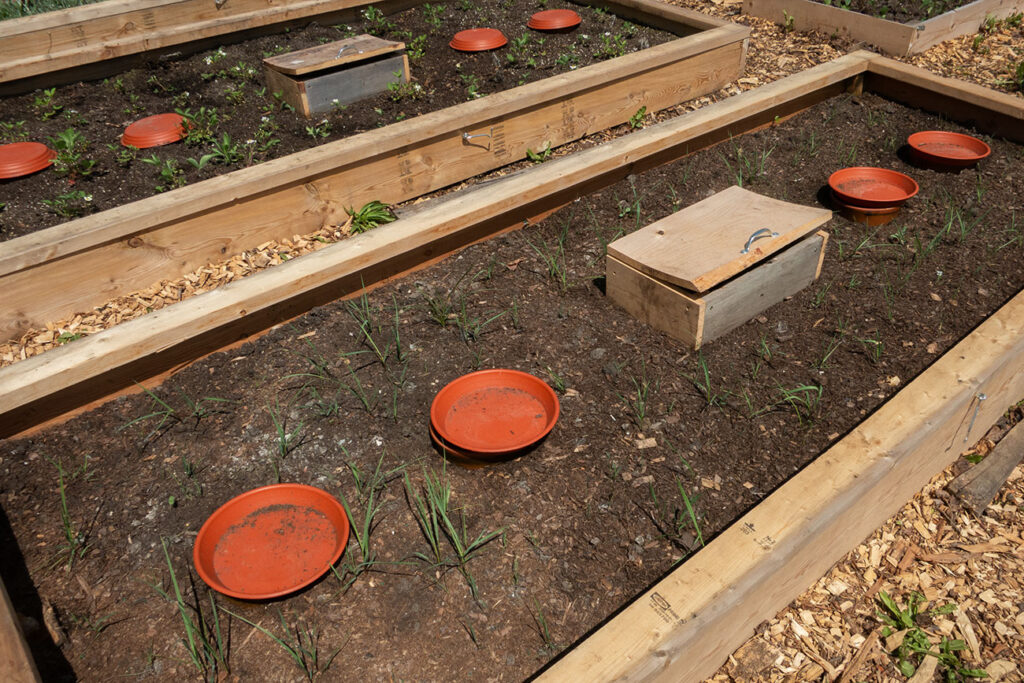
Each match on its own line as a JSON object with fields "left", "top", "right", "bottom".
{"left": 0, "top": 10, "right": 749, "bottom": 345}
{"left": 743, "top": 0, "right": 1024, "bottom": 56}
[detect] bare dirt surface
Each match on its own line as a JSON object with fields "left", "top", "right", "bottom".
{"left": 2, "top": 90, "right": 1023, "bottom": 682}
{"left": 0, "top": 0, "right": 674, "bottom": 241}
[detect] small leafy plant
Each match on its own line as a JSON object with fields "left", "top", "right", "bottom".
{"left": 346, "top": 200, "right": 396, "bottom": 233}
{"left": 629, "top": 105, "right": 647, "bottom": 129}
{"left": 49, "top": 128, "right": 97, "bottom": 181}
{"left": 141, "top": 155, "right": 186, "bottom": 192}
{"left": 33, "top": 87, "right": 63, "bottom": 120}
{"left": 176, "top": 107, "right": 220, "bottom": 145}
{"left": 876, "top": 591, "right": 986, "bottom": 680}
{"left": 42, "top": 190, "right": 93, "bottom": 218}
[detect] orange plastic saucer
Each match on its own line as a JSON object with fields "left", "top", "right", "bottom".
{"left": 430, "top": 369, "right": 559, "bottom": 453}
{"left": 908, "top": 131, "right": 990, "bottom": 170}
{"left": 193, "top": 484, "right": 349, "bottom": 600}
{"left": 121, "top": 113, "right": 186, "bottom": 148}
{"left": 828, "top": 167, "right": 918, "bottom": 209}
{"left": 450, "top": 28, "right": 508, "bottom": 51}
{"left": 0, "top": 142, "right": 56, "bottom": 179}
{"left": 527, "top": 9, "right": 582, "bottom": 30}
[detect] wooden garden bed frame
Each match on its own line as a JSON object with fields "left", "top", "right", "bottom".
{"left": 0, "top": 0, "right": 424, "bottom": 93}
{"left": 2, "top": 51, "right": 1023, "bottom": 682}
{"left": 0, "top": 0, "right": 747, "bottom": 346}
{"left": 743, "top": 0, "right": 1023, "bottom": 56}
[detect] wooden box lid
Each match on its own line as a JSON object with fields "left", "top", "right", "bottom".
{"left": 263, "top": 35, "right": 405, "bottom": 76}
{"left": 607, "top": 186, "right": 831, "bottom": 294}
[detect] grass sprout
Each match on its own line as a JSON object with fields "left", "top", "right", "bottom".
{"left": 160, "top": 540, "right": 228, "bottom": 680}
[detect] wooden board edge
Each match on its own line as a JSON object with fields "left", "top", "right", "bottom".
{"left": 909, "top": 0, "right": 1024, "bottom": 53}
{"left": 0, "top": 575, "right": 40, "bottom": 683}
{"left": 813, "top": 229, "right": 829, "bottom": 279}
{"left": 0, "top": 53, "right": 873, "bottom": 433}
{"left": 862, "top": 54, "right": 1024, "bottom": 141}
{"left": 742, "top": 0, "right": 916, "bottom": 55}
{"left": 537, "top": 286, "right": 1024, "bottom": 682}
{"left": 0, "top": 22, "right": 747, "bottom": 277}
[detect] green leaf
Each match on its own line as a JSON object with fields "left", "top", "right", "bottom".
{"left": 899, "top": 659, "right": 916, "bottom": 677}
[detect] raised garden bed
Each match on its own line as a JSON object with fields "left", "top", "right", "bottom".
{"left": 0, "top": 0, "right": 747, "bottom": 347}
{"left": 743, "top": 0, "right": 1023, "bottom": 55}
{"left": 0, "top": 0, "right": 418, "bottom": 91}
{"left": 2, "top": 51, "right": 1024, "bottom": 682}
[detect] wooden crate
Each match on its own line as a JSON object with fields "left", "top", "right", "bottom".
{"left": 606, "top": 186, "right": 831, "bottom": 349}
{"left": 263, "top": 35, "right": 410, "bottom": 118}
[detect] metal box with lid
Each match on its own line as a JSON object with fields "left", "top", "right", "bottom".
{"left": 262, "top": 35, "right": 410, "bottom": 118}
{"left": 606, "top": 186, "right": 832, "bottom": 349}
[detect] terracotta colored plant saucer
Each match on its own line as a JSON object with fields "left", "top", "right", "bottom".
{"left": 450, "top": 28, "right": 508, "bottom": 51}
{"left": 527, "top": 9, "right": 582, "bottom": 30}
{"left": 121, "top": 113, "right": 186, "bottom": 148}
{"left": 428, "top": 422, "right": 491, "bottom": 469}
{"left": 830, "top": 190, "right": 901, "bottom": 227}
{"left": 193, "top": 484, "right": 350, "bottom": 600}
{"left": 430, "top": 369, "right": 559, "bottom": 453}
{"left": 0, "top": 142, "right": 56, "bottom": 179}
{"left": 908, "top": 131, "right": 990, "bottom": 170}
{"left": 828, "top": 167, "right": 918, "bottom": 209}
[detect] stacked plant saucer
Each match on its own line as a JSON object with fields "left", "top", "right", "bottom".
{"left": 429, "top": 369, "right": 559, "bottom": 467}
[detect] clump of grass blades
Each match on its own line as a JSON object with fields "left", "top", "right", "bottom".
{"left": 331, "top": 452, "right": 411, "bottom": 589}
{"left": 49, "top": 457, "right": 89, "bottom": 571}
{"left": 159, "top": 539, "right": 228, "bottom": 681}
{"left": 404, "top": 465, "right": 505, "bottom": 600}
{"left": 220, "top": 608, "right": 339, "bottom": 682}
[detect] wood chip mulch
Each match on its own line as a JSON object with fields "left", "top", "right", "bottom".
{"left": 3, "top": 10, "right": 1023, "bottom": 679}
{"left": 706, "top": 410, "right": 1024, "bottom": 682}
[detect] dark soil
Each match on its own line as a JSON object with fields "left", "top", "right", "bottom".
{"left": 2, "top": 92, "right": 1022, "bottom": 682}
{"left": 0, "top": 0, "right": 675, "bottom": 241}
{"left": 810, "top": 0, "right": 975, "bottom": 24}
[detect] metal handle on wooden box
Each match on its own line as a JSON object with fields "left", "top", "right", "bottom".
{"left": 336, "top": 45, "right": 364, "bottom": 59}
{"left": 741, "top": 228, "right": 779, "bottom": 254}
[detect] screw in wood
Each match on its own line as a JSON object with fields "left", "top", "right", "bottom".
{"left": 964, "top": 392, "right": 987, "bottom": 443}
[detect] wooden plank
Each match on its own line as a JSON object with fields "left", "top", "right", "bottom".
{"left": 0, "top": 27, "right": 748, "bottom": 343}
{"left": 263, "top": 35, "right": 405, "bottom": 76}
{"left": 0, "top": 0, "right": 405, "bottom": 85}
{"left": 864, "top": 57, "right": 1024, "bottom": 141}
{"left": 539, "top": 286, "right": 1024, "bottom": 682}
{"left": 0, "top": 576, "right": 39, "bottom": 683}
{"left": 947, "top": 420, "right": 1024, "bottom": 513}
{"left": 911, "top": 0, "right": 1024, "bottom": 53}
{"left": 0, "top": 52, "right": 872, "bottom": 437}
{"left": 606, "top": 256, "right": 706, "bottom": 348}
{"left": 302, "top": 53, "right": 408, "bottom": 115}
{"left": 701, "top": 231, "right": 826, "bottom": 342}
{"left": 262, "top": 64, "right": 309, "bottom": 117}
{"left": 587, "top": 0, "right": 722, "bottom": 33}
{"left": 606, "top": 186, "right": 831, "bottom": 293}
{"left": 742, "top": 0, "right": 917, "bottom": 55}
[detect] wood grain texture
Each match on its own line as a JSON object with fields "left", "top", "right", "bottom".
{"left": 0, "top": 28, "right": 747, "bottom": 343}
{"left": 539, "top": 285, "right": 1024, "bottom": 682}
{"left": 263, "top": 35, "right": 404, "bottom": 76}
{"left": 912, "top": 0, "right": 1024, "bottom": 52}
{"left": 0, "top": 0, "right": 399, "bottom": 84}
{"left": 0, "top": 577, "right": 39, "bottom": 683}
{"left": 743, "top": 0, "right": 917, "bottom": 55}
{"left": 947, "top": 420, "right": 1024, "bottom": 512}
{"left": 607, "top": 186, "right": 831, "bottom": 292}
{"left": 606, "top": 256, "right": 705, "bottom": 348}
{"left": 864, "top": 58, "right": 1024, "bottom": 141}
{"left": 701, "top": 231, "right": 826, "bottom": 342}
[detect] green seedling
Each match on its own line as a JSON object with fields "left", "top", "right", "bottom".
{"left": 628, "top": 105, "right": 647, "bottom": 129}
{"left": 531, "top": 599, "right": 559, "bottom": 653}
{"left": 49, "top": 458, "right": 89, "bottom": 571}
{"left": 524, "top": 218, "right": 571, "bottom": 291}
{"left": 33, "top": 87, "right": 63, "bottom": 119}
{"left": 267, "top": 402, "right": 305, "bottom": 483}
{"left": 49, "top": 128, "right": 96, "bottom": 181}
{"left": 141, "top": 154, "right": 186, "bottom": 192}
{"left": 876, "top": 591, "right": 987, "bottom": 680}
{"left": 526, "top": 141, "right": 553, "bottom": 163}
{"left": 404, "top": 465, "right": 504, "bottom": 600}
{"left": 689, "top": 351, "right": 723, "bottom": 407}
{"left": 617, "top": 359, "right": 656, "bottom": 429}
{"left": 42, "top": 190, "right": 93, "bottom": 218}
{"left": 346, "top": 200, "right": 396, "bottom": 234}
{"left": 160, "top": 540, "right": 228, "bottom": 680}
{"left": 776, "top": 382, "right": 822, "bottom": 424}
{"left": 221, "top": 609, "right": 338, "bottom": 682}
